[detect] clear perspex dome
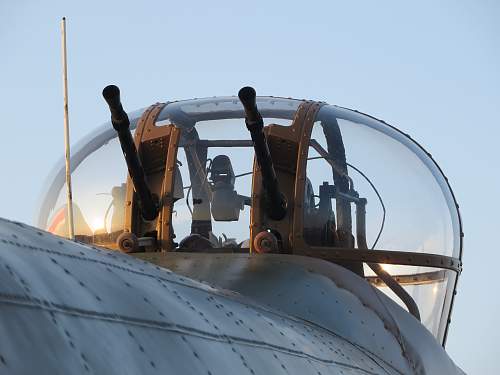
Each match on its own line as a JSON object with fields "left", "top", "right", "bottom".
{"left": 304, "top": 105, "right": 462, "bottom": 342}
{"left": 37, "top": 96, "right": 462, "bottom": 344}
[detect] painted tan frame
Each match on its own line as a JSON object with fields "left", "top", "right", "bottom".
{"left": 123, "top": 103, "right": 180, "bottom": 251}
{"left": 249, "top": 101, "right": 319, "bottom": 252}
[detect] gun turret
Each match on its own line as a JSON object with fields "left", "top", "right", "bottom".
{"left": 238, "top": 86, "right": 287, "bottom": 220}
{"left": 102, "top": 85, "right": 158, "bottom": 221}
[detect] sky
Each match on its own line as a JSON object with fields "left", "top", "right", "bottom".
{"left": 1, "top": 0, "right": 499, "bottom": 373}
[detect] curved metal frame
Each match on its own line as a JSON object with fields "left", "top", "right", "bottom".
{"left": 299, "top": 247, "right": 461, "bottom": 273}
{"left": 366, "top": 269, "right": 446, "bottom": 286}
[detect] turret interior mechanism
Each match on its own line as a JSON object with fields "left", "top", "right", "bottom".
{"left": 38, "top": 85, "right": 463, "bottom": 343}
{"left": 209, "top": 155, "right": 250, "bottom": 222}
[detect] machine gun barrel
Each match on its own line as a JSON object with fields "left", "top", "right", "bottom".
{"left": 238, "top": 86, "right": 286, "bottom": 220}
{"left": 102, "top": 85, "right": 158, "bottom": 221}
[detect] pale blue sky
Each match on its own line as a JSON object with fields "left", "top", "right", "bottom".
{"left": 1, "top": 1, "right": 499, "bottom": 373}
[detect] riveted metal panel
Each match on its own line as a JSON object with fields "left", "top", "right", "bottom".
{"left": 0, "top": 218, "right": 412, "bottom": 375}
{"left": 140, "top": 252, "right": 463, "bottom": 375}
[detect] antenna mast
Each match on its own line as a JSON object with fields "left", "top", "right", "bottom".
{"left": 61, "top": 17, "right": 75, "bottom": 240}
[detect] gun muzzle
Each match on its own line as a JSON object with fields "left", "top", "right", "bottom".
{"left": 238, "top": 86, "right": 287, "bottom": 220}
{"left": 239, "top": 86, "right": 261, "bottom": 125}
{"left": 102, "top": 85, "right": 158, "bottom": 221}
{"left": 102, "top": 85, "right": 130, "bottom": 131}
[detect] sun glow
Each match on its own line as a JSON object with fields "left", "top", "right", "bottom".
{"left": 380, "top": 263, "right": 393, "bottom": 273}
{"left": 90, "top": 217, "right": 105, "bottom": 234}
